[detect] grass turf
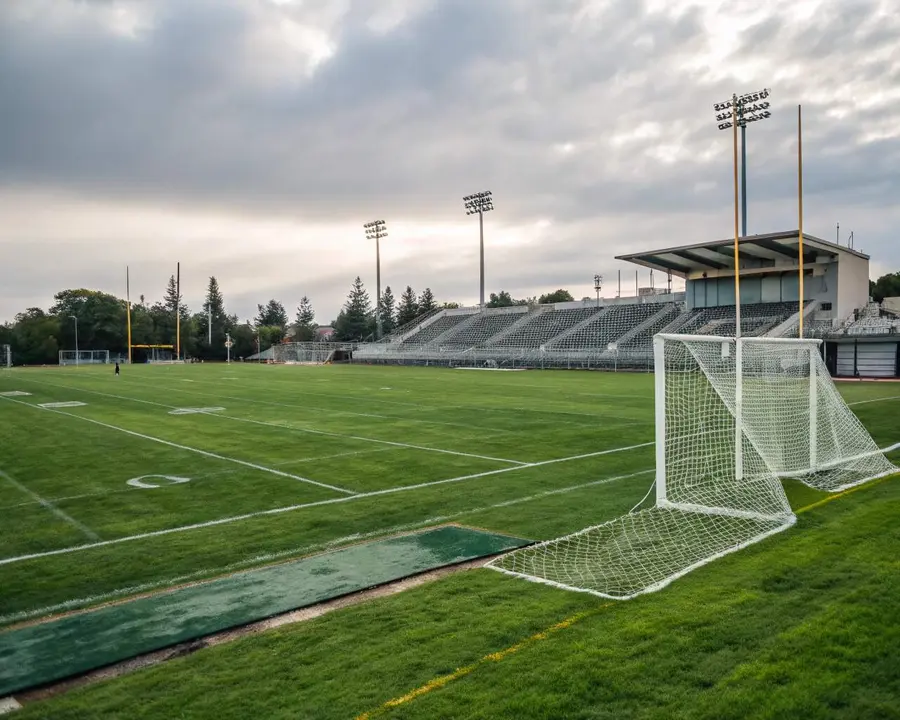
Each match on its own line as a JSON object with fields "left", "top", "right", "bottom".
{"left": 0, "top": 363, "right": 898, "bottom": 718}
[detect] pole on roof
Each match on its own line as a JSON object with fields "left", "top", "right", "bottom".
{"left": 732, "top": 94, "right": 741, "bottom": 339}
{"left": 798, "top": 104, "right": 804, "bottom": 338}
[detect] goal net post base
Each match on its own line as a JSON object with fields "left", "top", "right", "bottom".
{"left": 488, "top": 333, "right": 895, "bottom": 599}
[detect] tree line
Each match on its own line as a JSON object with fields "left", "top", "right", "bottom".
{"left": 0, "top": 275, "right": 581, "bottom": 364}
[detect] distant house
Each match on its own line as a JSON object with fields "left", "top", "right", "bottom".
{"left": 316, "top": 326, "right": 336, "bottom": 341}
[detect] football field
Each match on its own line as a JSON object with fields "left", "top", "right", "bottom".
{"left": 1, "top": 363, "right": 898, "bottom": 718}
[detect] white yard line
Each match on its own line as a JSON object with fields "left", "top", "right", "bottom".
{"left": 0, "top": 449, "right": 399, "bottom": 513}
{"left": 0, "top": 396, "right": 358, "bottom": 497}
{"left": 0, "top": 468, "right": 654, "bottom": 626}
{"left": 19, "top": 377, "right": 530, "bottom": 467}
{"left": 847, "top": 395, "right": 900, "bottom": 407}
{"left": 0, "top": 441, "right": 653, "bottom": 567}
{"left": 0, "top": 469, "right": 99, "bottom": 541}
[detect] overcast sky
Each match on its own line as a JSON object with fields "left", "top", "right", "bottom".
{"left": 2, "top": 0, "right": 898, "bottom": 325}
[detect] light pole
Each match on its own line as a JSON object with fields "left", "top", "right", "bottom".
{"left": 463, "top": 190, "right": 494, "bottom": 310}
{"left": 69, "top": 315, "right": 79, "bottom": 366}
{"left": 364, "top": 220, "right": 388, "bottom": 339}
{"left": 714, "top": 88, "right": 772, "bottom": 237}
{"left": 593, "top": 274, "right": 603, "bottom": 307}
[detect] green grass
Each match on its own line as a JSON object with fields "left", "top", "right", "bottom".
{"left": 0, "top": 363, "right": 898, "bottom": 718}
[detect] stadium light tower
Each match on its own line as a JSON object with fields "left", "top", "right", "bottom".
{"left": 593, "top": 274, "right": 603, "bottom": 307}
{"left": 714, "top": 88, "right": 772, "bottom": 237}
{"left": 364, "top": 220, "right": 388, "bottom": 339}
{"left": 463, "top": 191, "right": 494, "bottom": 309}
{"left": 69, "top": 315, "right": 79, "bottom": 366}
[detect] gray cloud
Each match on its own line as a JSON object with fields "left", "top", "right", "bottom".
{"left": 1, "top": 0, "right": 899, "bottom": 323}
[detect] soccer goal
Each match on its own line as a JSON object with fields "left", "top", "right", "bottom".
{"left": 1, "top": 345, "right": 10, "bottom": 369}
{"left": 59, "top": 350, "right": 110, "bottom": 366}
{"left": 487, "top": 333, "right": 896, "bottom": 600}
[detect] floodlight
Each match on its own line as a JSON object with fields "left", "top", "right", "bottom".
{"left": 364, "top": 219, "right": 388, "bottom": 339}
{"left": 463, "top": 190, "right": 495, "bottom": 309}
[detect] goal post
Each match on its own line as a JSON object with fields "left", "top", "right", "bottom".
{"left": 487, "top": 333, "right": 896, "bottom": 600}
{"left": 1, "top": 345, "right": 10, "bottom": 369}
{"left": 59, "top": 350, "right": 110, "bottom": 366}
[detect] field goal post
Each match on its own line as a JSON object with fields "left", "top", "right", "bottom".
{"left": 59, "top": 350, "right": 111, "bottom": 366}
{"left": 488, "top": 332, "right": 896, "bottom": 600}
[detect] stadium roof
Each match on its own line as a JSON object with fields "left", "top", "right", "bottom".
{"left": 615, "top": 230, "right": 869, "bottom": 279}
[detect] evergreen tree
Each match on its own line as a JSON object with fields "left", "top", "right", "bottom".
{"left": 295, "top": 296, "right": 316, "bottom": 341}
{"left": 379, "top": 286, "right": 396, "bottom": 336}
{"left": 255, "top": 299, "right": 289, "bottom": 328}
{"left": 200, "top": 276, "right": 227, "bottom": 359}
{"left": 418, "top": 287, "right": 437, "bottom": 314}
{"left": 334, "top": 277, "right": 373, "bottom": 341}
{"left": 164, "top": 275, "right": 189, "bottom": 319}
{"left": 396, "top": 285, "right": 419, "bottom": 326}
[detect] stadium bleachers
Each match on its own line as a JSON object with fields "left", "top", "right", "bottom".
{"left": 356, "top": 299, "right": 824, "bottom": 369}
{"left": 401, "top": 314, "right": 471, "bottom": 346}
{"left": 489, "top": 306, "right": 601, "bottom": 348}
{"left": 439, "top": 309, "right": 527, "bottom": 349}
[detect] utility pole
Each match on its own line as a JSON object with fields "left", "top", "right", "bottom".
{"left": 364, "top": 220, "right": 388, "bottom": 339}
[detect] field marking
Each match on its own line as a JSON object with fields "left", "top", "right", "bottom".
{"left": 0, "top": 469, "right": 653, "bottom": 626}
{"left": 0, "top": 449, "right": 399, "bottom": 513}
{"left": 847, "top": 395, "right": 900, "bottom": 407}
{"left": 356, "top": 603, "right": 617, "bottom": 719}
{"left": 0, "top": 442, "right": 653, "bottom": 567}
{"left": 127, "top": 372, "right": 649, "bottom": 426}
{"left": 14, "top": 377, "right": 531, "bottom": 466}
{"left": 0, "top": 468, "right": 100, "bottom": 541}
{"left": 0, "top": 395, "right": 357, "bottom": 497}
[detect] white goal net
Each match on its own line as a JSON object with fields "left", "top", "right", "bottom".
{"left": 272, "top": 342, "right": 354, "bottom": 365}
{"left": 488, "top": 333, "right": 896, "bottom": 600}
{"left": 59, "top": 350, "right": 110, "bottom": 366}
{"left": 1, "top": 345, "right": 9, "bottom": 368}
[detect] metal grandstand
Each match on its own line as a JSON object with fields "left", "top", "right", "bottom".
{"left": 352, "top": 229, "right": 898, "bottom": 376}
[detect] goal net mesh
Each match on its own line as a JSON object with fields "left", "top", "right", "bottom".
{"left": 59, "top": 350, "right": 110, "bottom": 366}
{"left": 487, "top": 334, "right": 895, "bottom": 599}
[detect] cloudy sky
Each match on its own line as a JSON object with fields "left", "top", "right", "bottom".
{"left": 1, "top": 0, "right": 898, "bottom": 325}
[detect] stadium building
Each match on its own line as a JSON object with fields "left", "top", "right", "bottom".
{"left": 308, "top": 230, "right": 900, "bottom": 378}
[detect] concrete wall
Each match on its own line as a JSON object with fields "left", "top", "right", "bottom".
{"left": 685, "top": 264, "right": 839, "bottom": 310}
{"left": 836, "top": 251, "right": 870, "bottom": 321}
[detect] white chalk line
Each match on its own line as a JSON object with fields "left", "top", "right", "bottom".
{"left": 847, "top": 395, "right": 900, "bottom": 407}
{"left": 0, "top": 441, "right": 654, "bottom": 567}
{"left": 0, "top": 395, "right": 357, "bottom": 498}
{"left": 0, "top": 448, "right": 400, "bottom": 513}
{"left": 0, "top": 468, "right": 653, "bottom": 626}
{"left": 0, "top": 468, "right": 99, "bottom": 541}
{"left": 16, "top": 376, "right": 531, "bottom": 467}
{"left": 131, "top": 371, "right": 652, "bottom": 426}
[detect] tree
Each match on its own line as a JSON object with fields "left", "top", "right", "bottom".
{"left": 334, "top": 277, "right": 374, "bottom": 341}
{"left": 539, "top": 289, "right": 575, "bottom": 304}
{"left": 441, "top": 301, "right": 461, "bottom": 309}
{"left": 379, "top": 286, "right": 396, "bottom": 336}
{"left": 49, "top": 289, "right": 128, "bottom": 354}
{"left": 396, "top": 286, "right": 419, "bottom": 326}
{"left": 294, "top": 296, "right": 316, "bottom": 342}
{"left": 256, "top": 299, "right": 289, "bottom": 329}
{"left": 870, "top": 272, "right": 900, "bottom": 303}
{"left": 487, "top": 290, "right": 528, "bottom": 308}
{"left": 418, "top": 287, "right": 437, "bottom": 314}
{"left": 11, "top": 309, "right": 61, "bottom": 365}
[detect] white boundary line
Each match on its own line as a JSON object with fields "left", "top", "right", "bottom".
{"left": 127, "top": 372, "right": 652, "bottom": 426}
{"left": 0, "top": 469, "right": 100, "bottom": 541}
{"left": 0, "top": 396, "right": 357, "bottom": 497}
{"left": 0, "top": 441, "right": 654, "bottom": 566}
{"left": 0, "top": 449, "right": 399, "bottom": 512}
{"left": 847, "top": 395, "right": 900, "bottom": 407}
{"left": 0, "top": 468, "right": 654, "bottom": 625}
{"left": 18, "top": 377, "right": 530, "bottom": 467}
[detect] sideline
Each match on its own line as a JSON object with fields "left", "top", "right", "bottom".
{"left": 353, "top": 471, "right": 897, "bottom": 719}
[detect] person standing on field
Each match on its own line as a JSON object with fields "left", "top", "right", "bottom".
{"left": 115, "top": 362, "right": 120, "bottom": 376}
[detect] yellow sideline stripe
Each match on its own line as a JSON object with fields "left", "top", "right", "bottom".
{"left": 355, "top": 473, "right": 897, "bottom": 719}
{"left": 355, "top": 604, "right": 614, "bottom": 719}
{"left": 794, "top": 473, "right": 895, "bottom": 515}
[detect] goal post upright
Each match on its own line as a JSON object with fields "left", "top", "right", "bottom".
{"left": 653, "top": 334, "right": 667, "bottom": 505}
{"left": 809, "top": 344, "right": 818, "bottom": 471}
